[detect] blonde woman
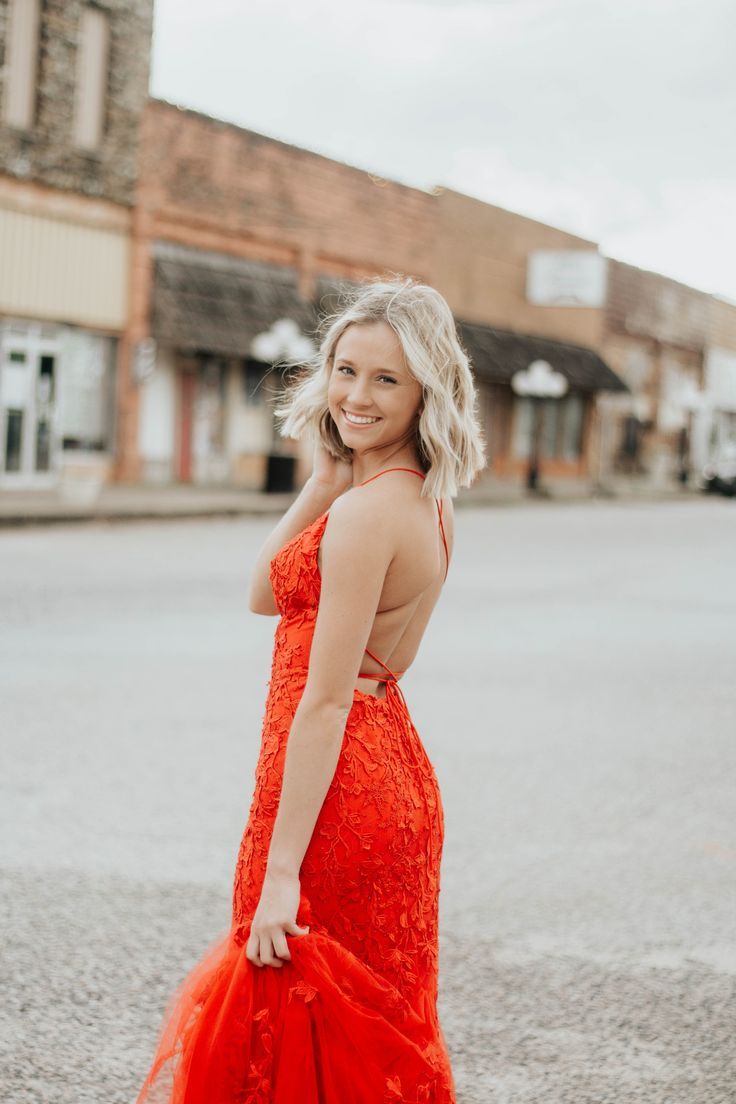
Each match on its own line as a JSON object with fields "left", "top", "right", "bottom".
{"left": 136, "top": 276, "right": 486, "bottom": 1103}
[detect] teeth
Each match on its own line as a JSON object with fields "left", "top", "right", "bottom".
{"left": 343, "top": 410, "right": 380, "bottom": 425}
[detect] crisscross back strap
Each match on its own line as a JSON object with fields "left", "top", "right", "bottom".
{"left": 355, "top": 467, "right": 450, "bottom": 687}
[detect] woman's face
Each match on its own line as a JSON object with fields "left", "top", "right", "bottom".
{"left": 327, "top": 321, "right": 423, "bottom": 454}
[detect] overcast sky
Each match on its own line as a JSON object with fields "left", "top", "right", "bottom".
{"left": 150, "top": 0, "right": 736, "bottom": 303}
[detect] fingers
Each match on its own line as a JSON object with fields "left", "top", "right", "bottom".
{"left": 259, "top": 932, "right": 283, "bottom": 967}
{"left": 272, "top": 929, "right": 291, "bottom": 962}
{"left": 246, "top": 923, "right": 310, "bottom": 967}
{"left": 245, "top": 930, "right": 262, "bottom": 968}
{"left": 285, "top": 921, "right": 310, "bottom": 937}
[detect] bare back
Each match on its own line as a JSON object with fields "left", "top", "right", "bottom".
{"left": 316, "top": 468, "right": 454, "bottom": 700}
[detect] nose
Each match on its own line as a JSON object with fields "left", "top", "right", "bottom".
{"left": 347, "top": 377, "right": 375, "bottom": 408}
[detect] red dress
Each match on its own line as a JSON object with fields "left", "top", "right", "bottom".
{"left": 135, "top": 467, "right": 455, "bottom": 1103}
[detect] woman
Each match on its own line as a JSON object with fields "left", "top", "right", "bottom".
{"left": 135, "top": 277, "right": 486, "bottom": 1104}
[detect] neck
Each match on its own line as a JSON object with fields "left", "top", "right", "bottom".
{"left": 351, "top": 445, "right": 422, "bottom": 486}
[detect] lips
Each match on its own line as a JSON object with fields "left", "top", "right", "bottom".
{"left": 341, "top": 408, "right": 382, "bottom": 426}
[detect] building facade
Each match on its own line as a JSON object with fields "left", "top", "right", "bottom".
{"left": 429, "top": 189, "right": 626, "bottom": 486}
{"left": 599, "top": 261, "right": 712, "bottom": 485}
{"left": 123, "top": 103, "right": 630, "bottom": 492}
{"left": 702, "top": 295, "right": 736, "bottom": 474}
{"left": 124, "top": 99, "right": 435, "bottom": 487}
{"left": 0, "top": 0, "right": 153, "bottom": 488}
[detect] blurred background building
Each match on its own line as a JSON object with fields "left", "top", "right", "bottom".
{"left": 1, "top": 0, "right": 735, "bottom": 497}
{"left": 0, "top": 0, "right": 153, "bottom": 491}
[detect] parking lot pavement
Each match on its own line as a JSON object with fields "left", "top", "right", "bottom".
{"left": 1, "top": 497, "right": 734, "bottom": 1103}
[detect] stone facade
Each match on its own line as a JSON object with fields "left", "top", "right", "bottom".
{"left": 0, "top": 0, "right": 153, "bottom": 207}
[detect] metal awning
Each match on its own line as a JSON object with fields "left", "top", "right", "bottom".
{"left": 151, "top": 242, "right": 318, "bottom": 358}
{"left": 458, "top": 320, "right": 629, "bottom": 393}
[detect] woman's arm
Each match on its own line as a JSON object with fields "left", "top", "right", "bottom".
{"left": 248, "top": 445, "right": 353, "bottom": 615}
{"left": 245, "top": 490, "right": 397, "bottom": 967}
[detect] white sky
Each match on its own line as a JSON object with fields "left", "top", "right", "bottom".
{"left": 150, "top": 0, "right": 736, "bottom": 303}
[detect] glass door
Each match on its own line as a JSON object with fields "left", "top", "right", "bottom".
{"left": 0, "top": 322, "right": 59, "bottom": 485}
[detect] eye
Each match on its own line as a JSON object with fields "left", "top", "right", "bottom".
{"left": 336, "top": 366, "right": 397, "bottom": 384}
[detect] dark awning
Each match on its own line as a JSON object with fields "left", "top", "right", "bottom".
{"left": 151, "top": 242, "right": 319, "bottom": 358}
{"left": 458, "top": 319, "right": 629, "bottom": 393}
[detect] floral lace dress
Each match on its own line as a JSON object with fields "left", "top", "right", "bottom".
{"left": 135, "top": 468, "right": 455, "bottom": 1104}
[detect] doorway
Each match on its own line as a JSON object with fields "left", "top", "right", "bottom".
{"left": 0, "top": 321, "right": 59, "bottom": 486}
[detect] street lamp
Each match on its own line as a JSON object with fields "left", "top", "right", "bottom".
{"left": 250, "top": 319, "right": 316, "bottom": 493}
{"left": 511, "top": 359, "right": 569, "bottom": 492}
{"left": 250, "top": 318, "right": 315, "bottom": 365}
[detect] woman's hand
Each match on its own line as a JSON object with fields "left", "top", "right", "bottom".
{"left": 245, "top": 869, "right": 309, "bottom": 968}
{"left": 307, "top": 441, "right": 353, "bottom": 502}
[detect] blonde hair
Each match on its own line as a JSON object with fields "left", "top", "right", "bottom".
{"left": 273, "top": 274, "right": 487, "bottom": 499}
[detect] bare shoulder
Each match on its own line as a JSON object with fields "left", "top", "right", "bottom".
{"left": 319, "top": 485, "right": 396, "bottom": 565}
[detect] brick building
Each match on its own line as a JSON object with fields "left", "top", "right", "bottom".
{"left": 429, "top": 190, "right": 626, "bottom": 485}
{"left": 0, "top": 0, "right": 153, "bottom": 489}
{"left": 599, "top": 261, "right": 713, "bottom": 483}
{"left": 126, "top": 101, "right": 628, "bottom": 491}
{"left": 126, "top": 99, "right": 436, "bottom": 487}
{"left": 703, "top": 296, "right": 736, "bottom": 473}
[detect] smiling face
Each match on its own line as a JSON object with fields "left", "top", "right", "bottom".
{"left": 327, "top": 321, "right": 423, "bottom": 458}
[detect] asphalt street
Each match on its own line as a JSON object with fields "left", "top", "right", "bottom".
{"left": 1, "top": 497, "right": 734, "bottom": 1103}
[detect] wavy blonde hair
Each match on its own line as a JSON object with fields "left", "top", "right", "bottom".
{"left": 272, "top": 274, "right": 487, "bottom": 499}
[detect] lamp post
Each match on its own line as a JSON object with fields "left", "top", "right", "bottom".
{"left": 251, "top": 319, "right": 315, "bottom": 493}
{"left": 511, "top": 359, "right": 569, "bottom": 493}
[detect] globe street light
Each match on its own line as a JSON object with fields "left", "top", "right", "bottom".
{"left": 251, "top": 318, "right": 316, "bottom": 493}
{"left": 250, "top": 318, "right": 315, "bottom": 365}
{"left": 511, "top": 359, "right": 569, "bottom": 492}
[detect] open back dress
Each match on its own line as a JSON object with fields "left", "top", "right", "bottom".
{"left": 135, "top": 467, "right": 455, "bottom": 1103}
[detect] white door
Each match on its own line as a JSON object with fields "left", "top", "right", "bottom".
{"left": 0, "top": 321, "right": 60, "bottom": 486}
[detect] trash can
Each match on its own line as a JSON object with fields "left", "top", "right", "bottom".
{"left": 264, "top": 453, "right": 296, "bottom": 493}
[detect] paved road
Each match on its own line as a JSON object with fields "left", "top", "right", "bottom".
{"left": 1, "top": 499, "right": 734, "bottom": 1103}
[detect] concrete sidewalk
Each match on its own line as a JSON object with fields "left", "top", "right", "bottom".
{"left": 0, "top": 484, "right": 296, "bottom": 526}
{"left": 0, "top": 474, "right": 707, "bottom": 527}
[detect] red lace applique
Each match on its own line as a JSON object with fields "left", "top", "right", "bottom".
{"left": 135, "top": 508, "right": 455, "bottom": 1103}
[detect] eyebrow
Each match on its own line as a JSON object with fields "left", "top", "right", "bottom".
{"left": 334, "top": 358, "right": 400, "bottom": 375}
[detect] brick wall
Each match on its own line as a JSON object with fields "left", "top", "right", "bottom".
{"left": 605, "top": 259, "right": 710, "bottom": 351}
{"left": 430, "top": 188, "right": 604, "bottom": 349}
{"left": 139, "top": 100, "right": 436, "bottom": 294}
{"left": 707, "top": 295, "right": 736, "bottom": 352}
{"left": 0, "top": 0, "right": 153, "bottom": 207}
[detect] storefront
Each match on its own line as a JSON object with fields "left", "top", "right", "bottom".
{"left": 0, "top": 188, "right": 130, "bottom": 491}
{"left": 138, "top": 242, "right": 318, "bottom": 488}
{"left": 0, "top": 318, "right": 117, "bottom": 488}
{"left": 702, "top": 346, "right": 736, "bottom": 466}
{"left": 458, "top": 321, "right": 628, "bottom": 480}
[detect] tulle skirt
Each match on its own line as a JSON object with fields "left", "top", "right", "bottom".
{"left": 135, "top": 914, "right": 455, "bottom": 1104}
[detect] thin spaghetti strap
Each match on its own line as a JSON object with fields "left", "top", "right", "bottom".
{"left": 436, "top": 500, "right": 449, "bottom": 583}
{"left": 357, "top": 466, "right": 449, "bottom": 583}
{"left": 357, "top": 467, "right": 425, "bottom": 487}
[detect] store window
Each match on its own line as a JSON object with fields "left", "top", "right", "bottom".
{"left": 242, "top": 358, "right": 269, "bottom": 407}
{"left": 4, "top": 409, "right": 23, "bottom": 472}
{"left": 511, "top": 393, "right": 585, "bottom": 460}
{"left": 3, "top": 0, "right": 41, "bottom": 130}
{"left": 60, "top": 330, "right": 116, "bottom": 451}
{"left": 510, "top": 394, "right": 534, "bottom": 459}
